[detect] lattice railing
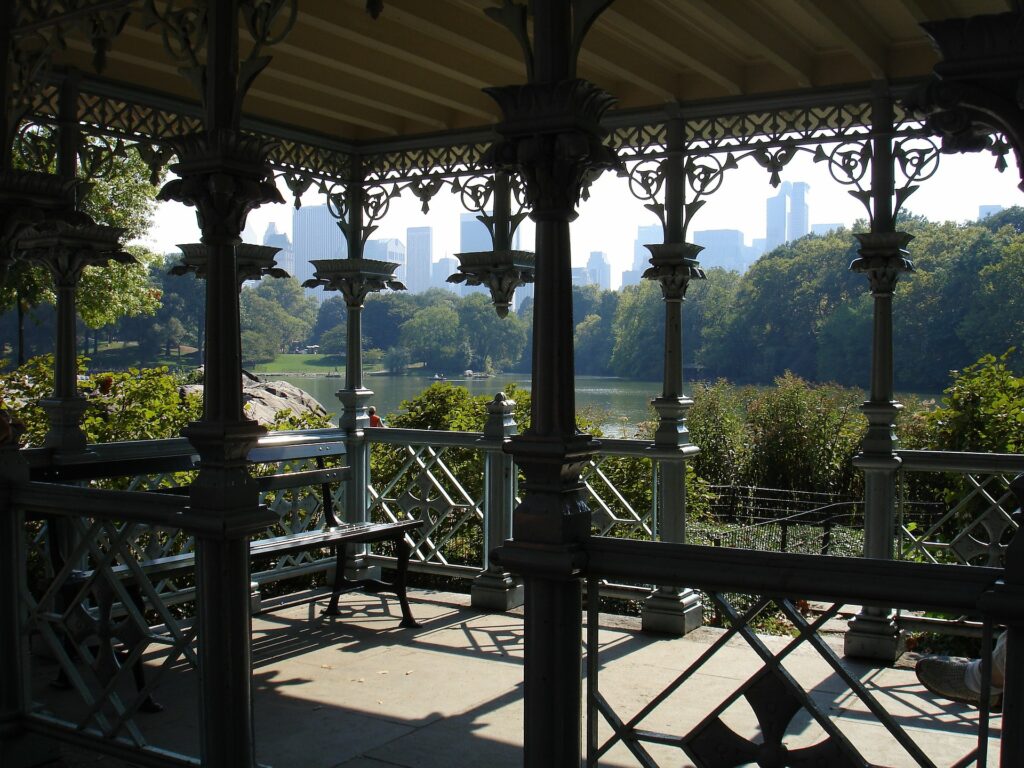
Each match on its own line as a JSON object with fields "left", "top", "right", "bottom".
{"left": 16, "top": 483, "right": 201, "bottom": 762}
{"left": 896, "top": 451, "right": 1024, "bottom": 567}
{"left": 586, "top": 538, "right": 1010, "bottom": 767}
{"left": 366, "top": 428, "right": 489, "bottom": 573}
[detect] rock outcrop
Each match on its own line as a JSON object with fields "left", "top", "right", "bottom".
{"left": 181, "top": 372, "right": 330, "bottom": 427}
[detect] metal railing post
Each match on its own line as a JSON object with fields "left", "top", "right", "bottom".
{"left": 998, "top": 474, "right": 1024, "bottom": 765}
{"left": 472, "top": 392, "right": 523, "bottom": 610}
{"left": 0, "top": 442, "right": 58, "bottom": 767}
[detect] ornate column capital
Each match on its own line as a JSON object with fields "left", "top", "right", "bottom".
{"left": 172, "top": 242, "right": 287, "bottom": 285}
{"left": 642, "top": 242, "right": 706, "bottom": 301}
{"left": 158, "top": 130, "right": 283, "bottom": 244}
{"left": 449, "top": 250, "right": 535, "bottom": 317}
{"left": 14, "top": 216, "right": 133, "bottom": 283}
{"left": 485, "top": 79, "right": 618, "bottom": 220}
{"left": 303, "top": 258, "right": 405, "bottom": 308}
{"left": 850, "top": 231, "right": 914, "bottom": 294}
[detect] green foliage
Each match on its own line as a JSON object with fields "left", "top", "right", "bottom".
{"left": 687, "top": 380, "right": 748, "bottom": 486}
{"left": 742, "top": 373, "right": 865, "bottom": 495}
{"left": 609, "top": 281, "right": 664, "bottom": 378}
{"left": 0, "top": 355, "right": 201, "bottom": 446}
{"left": 917, "top": 349, "right": 1024, "bottom": 453}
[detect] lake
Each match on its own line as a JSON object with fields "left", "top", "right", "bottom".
{"left": 267, "top": 373, "right": 668, "bottom": 436}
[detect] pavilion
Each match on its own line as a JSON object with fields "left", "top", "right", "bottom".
{"left": 2, "top": 1, "right": 1024, "bottom": 766}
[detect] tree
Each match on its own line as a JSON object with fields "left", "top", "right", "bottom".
{"left": 311, "top": 296, "right": 347, "bottom": 346}
{"left": 238, "top": 277, "right": 316, "bottom": 358}
{"left": 400, "top": 304, "right": 466, "bottom": 371}
{"left": 319, "top": 323, "right": 347, "bottom": 356}
{"left": 609, "top": 281, "right": 664, "bottom": 379}
{"left": 455, "top": 293, "right": 528, "bottom": 371}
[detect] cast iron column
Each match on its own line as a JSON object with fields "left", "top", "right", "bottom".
{"left": 471, "top": 392, "right": 523, "bottom": 610}
{"left": 339, "top": 160, "right": 373, "bottom": 542}
{"left": 844, "top": 90, "right": 912, "bottom": 662}
{"left": 304, "top": 168, "right": 405, "bottom": 576}
{"left": 640, "top": 118, "right": 703, "bottom": 635}
{"left": 486, "top": 2, "right": 617, "bottom": 764}
{"left": 155, "top": 2, "right": 283, "bottom": 764}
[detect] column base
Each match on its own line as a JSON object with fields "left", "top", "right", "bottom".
{"left": 844, "top": 610, "right": 905, "bottom": 662}
{"left": 471, "top": 570, "right": 525, "bottom": 611}
{"left": 641, "top": 588, "right": 703, "bottom": 636}
{"left": 40, "top": 396, "right": 89, "bottom": 454}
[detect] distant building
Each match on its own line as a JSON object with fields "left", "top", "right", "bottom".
{"left": 587, "top": 251, "right": 611, "bottom": 290}
{"left": 458, "top": 212, "right": 492, "bottom": 298}
{"left": 692, "top": 229, "right": 757, "bottom": 273}
{"left": 571, "top": 266, "right": 592, "bottom": 286}
{"left": 460, "top": 212, "right": 492, "bottom": 252}
{"left": 433, "top": 256, "right": 459, "bottom": 294}
{"left": 765, "top": 181, "right": 810, "bottom": 252}
{"left": 263, "top": 222, "right": 294, "bottom": 277}
{"left": 979, "top": 204, "right": 1004, "bottom": 219}
{"left": 364, "top": 238, "right": 407, "bottom": 284}
{"left": 621, "top": 224, "right": 662, "bottom": 288}
{"left": 292, "top": 204, "right": 346, "bottom": 305}
{"left": 406, "top": 226, "right": 433, "bottom": 293}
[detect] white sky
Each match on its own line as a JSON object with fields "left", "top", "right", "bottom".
{"left": 140, "top": 149, "right": 1022, "bottom": 290}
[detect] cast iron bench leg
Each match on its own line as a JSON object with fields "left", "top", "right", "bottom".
{"left": 323, "top": 541, "right": 347, "bottom": 617}
{"left": 395, "top": 536, "right": 419, "bottom": 629}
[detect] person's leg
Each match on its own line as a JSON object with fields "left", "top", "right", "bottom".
{"left": 916, "top": 633, "right": 1004, "bottom": 706}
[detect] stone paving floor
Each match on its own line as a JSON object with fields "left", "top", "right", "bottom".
{"left": 32, "top": 589, "right": 1000, "bottom": 767}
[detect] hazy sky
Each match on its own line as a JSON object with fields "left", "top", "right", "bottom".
{"left": 141, "top": 148, "right": 1022, "bottom": 289}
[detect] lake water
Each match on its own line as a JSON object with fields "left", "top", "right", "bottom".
{"left": 269, "top": 373, "right": 668, "bottom": 436}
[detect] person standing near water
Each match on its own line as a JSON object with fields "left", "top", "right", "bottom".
{"left": 368, "top": 406, "right": 385, "bottom": 428}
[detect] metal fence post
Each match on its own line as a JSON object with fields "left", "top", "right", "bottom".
{"left": 472, "top": 392, "right": 524, "bottom": 611}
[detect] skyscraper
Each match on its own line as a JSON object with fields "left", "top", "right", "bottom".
{"left": 364, "top": 238, "right": 407, "bottom": 283}
{"left": 458, "top": 212, "right": 492, "bottom": 297}
{"left": 292, "top": 204, "right": 346, "bottom": 305}
{"left": 621, "top": 223, "right": 662, "bottom": 287}
{"left": 587, "top": 251, "right": 611, "bottom": 290}
{"left": 433, "top": 256, "right": 459, "bottom": 293}
{"left": 693, "top": 229, "right": 756, "bottom": 273}
{"left": 262, "top": 222, "right": 294, "bottom": 277}
{"left": 406, "top": 226, "right": 433, "bottom": 293}
{"left": 459, "top": 212, "right": 492, "bottom": 252}
{"left": 765, "top": 181, "right": 810, "bottom": 252}
{"left": 788, "top": 181, "right": 810, "bottom": 241}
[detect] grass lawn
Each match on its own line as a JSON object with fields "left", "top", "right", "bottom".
{"left": 251, "top": 353, "right": 347, "bottom": 374}
{"left": 87, "top": 342, "right": 200, "bottom": 371}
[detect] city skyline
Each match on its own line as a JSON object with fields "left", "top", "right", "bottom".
{"left": 146, "top": 150, "right": 1022, "bottom": 292}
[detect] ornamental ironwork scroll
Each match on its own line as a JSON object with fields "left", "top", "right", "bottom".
{"left": 613, "top": 97, "right": 949, "bottom": 238}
